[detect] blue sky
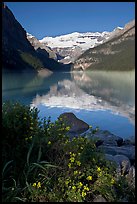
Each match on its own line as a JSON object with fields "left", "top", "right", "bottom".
{"left": 5, "top": 2, "right": 135, "bottom": 40}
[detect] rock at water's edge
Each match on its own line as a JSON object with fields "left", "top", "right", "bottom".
{"left": 93, "top": 195, "right": 107, "bottom": 202}
{"left": 59, "top": 112, "right": 89, "bottom": 134}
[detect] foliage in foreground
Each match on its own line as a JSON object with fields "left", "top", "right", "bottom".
{"left": 2, "top": 101, "right": 135, "bottom": 202}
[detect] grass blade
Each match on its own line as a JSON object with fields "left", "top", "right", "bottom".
{"left": 2, "top": 160, "right": 13, "bottom": 177}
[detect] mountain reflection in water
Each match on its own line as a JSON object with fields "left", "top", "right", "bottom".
{"left": 31, "top": 71, "right": 135, "bottom": 126}
{"left": 2, "top": 70, "right": 135, "bottom": 138}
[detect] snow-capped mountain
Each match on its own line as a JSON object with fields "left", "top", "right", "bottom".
{"left": 73, "top": 19, "right": 135, "bottom": 71}
{"left": 28, "top": 25, "right": 125, "bottom": 64}
{"left": 39, "top": 31, "right": 111, "bottom": 63}
{"left": 39, "top": 31, "right": 110, "bottom": 50}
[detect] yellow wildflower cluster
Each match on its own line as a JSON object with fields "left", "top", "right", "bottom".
{"left": 48, "top": 141, "right": 51, "bottom": 145}
{"left": 97, "top": 167, "right": 101, "bottom": 172}
{"left": 72, "top": 186, "right": 76, "bottom": 190}
{"left": 86, "top": 175, "right": 92, "bottom": 181}
{"left": 70, "top": 157, "right": 75, "bottom": 162}
{"left": 81, "top": 184, "right": 90, "bottom": 198}
{"left": 65, "top": 126, "right": 70, "bottom": 131}
{"left": 82, "top": 191, "right": 86, "bottom": 197}
{"left": 68, "top": 163, "right": 71, "bottom": 168}
{"left": 69, "top": 152, "right": 76, "bottom": 157}
{"left": 111, "top": 178, "right": 115, "bottom": 185}
{"left": 32, "top": 181, "right": 41, "bottom": 188}
{"left": 78, "top": 182, "right": 83, "bottom": 187}
{"left": 84, "top": 186, "right": 89, "bottom": 191}
{"left": 76, "top": 161, "right": 81, "bottom": 166}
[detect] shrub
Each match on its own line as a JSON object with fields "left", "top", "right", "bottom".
{"left": 2, "top": 101, "right": 135, "bottom": 202}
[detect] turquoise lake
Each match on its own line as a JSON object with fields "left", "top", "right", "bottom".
{"left": 2, "top": 70, "right": 135, "bottom": 139}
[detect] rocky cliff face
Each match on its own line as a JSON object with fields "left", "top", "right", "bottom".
{"left": 2, "top": 3, "right": 70, "bottom": 72}
{"left": 72, "top": 20, "right": 135, "bottom": 71}
{"left": 2, "top": 3, "right": 37, "bottom": 71}
{"left": 27, "top": 33, "right": 58, "bottom": 60}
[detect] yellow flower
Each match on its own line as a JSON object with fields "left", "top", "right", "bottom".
{"left": 97, "top": 167, "right": 101, "bottom": 172}
{"left": 82, "top": 191, "right": 86, "bottom": 197}
{"left": 48, "top": 141, "right": 51, "bottom": 145}
{"left": 79, "top": 182, "right": 83, "bottom": 187}
{"left": 72, "top": 186, "right": 76, "bottom": 190}
{"left": 32, "top": 182, "right": 37, "bottom": 187}
{"left": 25, "top": 137, "right": 28, "bottom": 141}
{"left": 86, "top": 175, "right": 92, "bottom": 181}
{"left": 70, "top": 157, "right": 75, "bottom": 163}
{"left": 80, "top": 147, "right": 83, "bottom": 150}
{"left": 74, "top": 170, "right": 78, "bottom": 175}
{"left": 111, "top": 178, "right": 115, "bottom": 185}
{"left": 65, "top": 180, "right": 69, "bottom": 185}
{"left": 72, "top": 153, "right": 76, "bottom": 157}
{"left": 89, "top": 125, "right": 92, "bottom": 128}
{"left": 76, "top": 161, "right": 81, "bottom": 166}
{"left": 68, "top": 163, "right": 71, "bottom": 168}
{"left": 66, "top": 126, "right": 70, "bottom": 131}
{"left": 24, "top": 117, "right": 27, "bottom": 120}
{"left": 84, "top": 186, "right": 89, "bottom": 191}
{"left": 30, "top": 127, "right": 33, "bottom": 130}
{"left": 29, "top": 136, "right": 32, "bottom": 139}
{"left": 37, "top": 182, "right": 41, "bottom": 188}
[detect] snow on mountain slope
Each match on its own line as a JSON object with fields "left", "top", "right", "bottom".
{"left": 31, "top": 26, "right": 124, "bottom": 64}
{"left": 39, "top": 31, "right": 110, "bottom": 51}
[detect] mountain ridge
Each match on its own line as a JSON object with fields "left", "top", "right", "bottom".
{"left": 72, "top": 19, "right": 135, "bottom": 71}
{"left": 28, "top": 23, "right": 132, "bottom": 64}
{"left": 2, "top": 3, "right": 70, "bottom": 72}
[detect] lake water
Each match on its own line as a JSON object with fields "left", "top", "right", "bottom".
{"left": 2, "top": 70, "right": 135, "bottom": 139}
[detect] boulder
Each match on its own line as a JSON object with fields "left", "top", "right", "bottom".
{"left": 59, "top": 112, "right": 89, "bottom": 134}
{"left": 89, "top": 130, "right": 123, "bottom": 146}
{"left": 93, "top": 195, "right": 107, "bottom": 202}
{"left": 104, "top": 154, "right": 131, "bottom": 175}
{"left": 114, "top": 155, "right": 131, "bottom": 175}
{"left": 128, "top": 136, "right": 135, "bottom": 145}
{"left": 105, "top": 154, "right": 115, "bottom": 162}
{"left": 122, "top": 139, "right": 132, "bottom": 146}
{"left": 98, "top": 145, "right": 135, "bottom": 162}
{"left": 95, "top": 140, "right": 104, "bottom": 147}
{"left": 126, "top": 166, "right": 135, "bottom": 188}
